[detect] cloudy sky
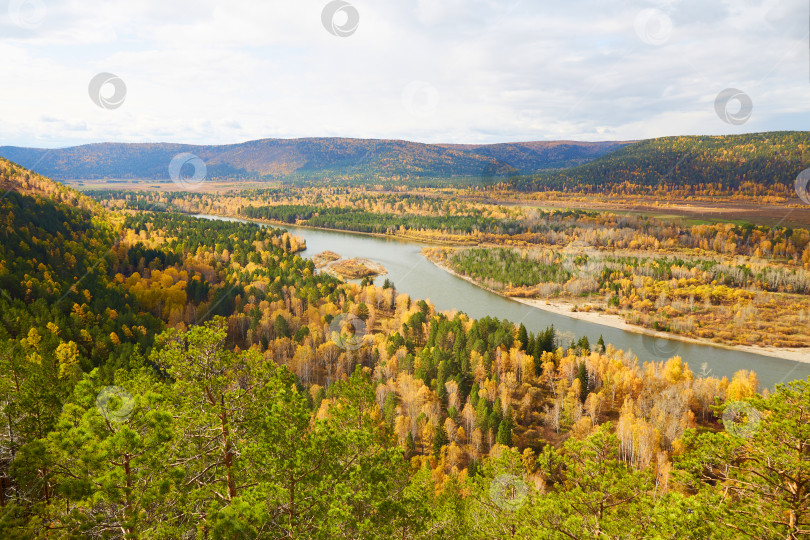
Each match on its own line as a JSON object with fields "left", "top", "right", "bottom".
{"left": 0, "top": 0, "right": 808, "bottom": 147}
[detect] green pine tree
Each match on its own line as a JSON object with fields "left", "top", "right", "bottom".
{"left": 405, "top": 432, "right": 416, "bottom": 460}
{"left": 577, "top": 362, "right": 589, "bottom": 403}
{"left": 517, "top": 324, "right": 529, "bottom": 351}
{"left": 357, "top": 303, "right": 370, "bottom": 322}
{"left": 577, "top": 335, "right": 590, "bottom": 352}
{"left": 476, "top": 395, "right": 489, "bottom": 431}
{"left": 433, "top": 423, "right": 449, "bottom": 459}
{"left": 496, "top": 414, "right": 513, "bottom": 447}
{"left": 274, "top": 314, "right": 290, "bottom": 338}
{"left": 469, "top": 382, "right": 480, "bottom": 407}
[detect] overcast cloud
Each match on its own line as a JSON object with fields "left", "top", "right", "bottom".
{"left": 0, "top": 0, "right": 808, "bottom": 147}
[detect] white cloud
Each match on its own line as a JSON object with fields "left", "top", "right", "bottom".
{"left": 0, "top": 0, "right": 807, "bottom": 147}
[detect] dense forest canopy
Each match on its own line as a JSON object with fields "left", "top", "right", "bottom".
{"left": 0, "top": 158, "right": 808, "bottom": 538}
{"left": 512, "top": 131, "right": 810, "bottom": 194}
{"left": 90, "top": 186, "right": 810, "bottom": 350}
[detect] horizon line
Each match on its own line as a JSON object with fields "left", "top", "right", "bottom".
{"left": 3, "top": 130, "right": 807, "bottom": 150}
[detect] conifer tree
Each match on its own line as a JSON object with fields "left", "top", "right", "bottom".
{"left": 433, "top": 423, "right": 449, "bottom": 459}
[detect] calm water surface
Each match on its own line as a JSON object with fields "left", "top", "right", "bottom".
{"left": 197, "top": 214, "right": 810, "bottom": 389}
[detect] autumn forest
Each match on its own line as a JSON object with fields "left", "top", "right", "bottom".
{"left": 0, "top": 141, "right": 808, "bottom": 540}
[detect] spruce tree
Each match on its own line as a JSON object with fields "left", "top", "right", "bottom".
{"left": 527, "top": 334, "right": 536, "bottom": 358}
{"left": 577, "top": 335, "right": 590, "bottom": 352}
{"left": 274, "top": 314, "right": 290, "bottom": 338}
{"left": 405, "top": 432, "right": 416, "bottom": 460}
{"left": 496, "top": 408, "right": 514, "bottom": 447}
{"left": 577, "top": 362, "right": 589, "bottom": 403}
{"left": 517, "top": 324, "right": 529, "bottom": 351}
{"left": 469, "top": 382, "right": 480, "bottom": 407}
{"left": 433, "top": 423, "right": 449, "bottom": 459}
{"left": 357, "top": 303, "right": 370, "bottom": 321}
{"left": 476, "top": 398, "right": 489, "bottom": 431}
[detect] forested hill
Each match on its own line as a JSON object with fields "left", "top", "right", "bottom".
{"left": 510, "top": 131, "right": 810, "bottom": 193}
{"left": 2, "top": 159, "right": 810, "bottom": 537}
{"left": 439, "top": 140, "right": 631, "bottom": 171}
{"left": 0, "top": 157, "right": 115, "bottom": 308}
{"left": 0, "top": 138, "right": 628, "bottom": 182}
{"left": 0, "top": 157, "right": 137, "bottom": 372}
{"left": 0, "top": 157, "right": 102, "bottom": 213}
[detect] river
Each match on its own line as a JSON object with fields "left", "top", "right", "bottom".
{"left": 196, "top": 214, "right": 810, "bottom": 389}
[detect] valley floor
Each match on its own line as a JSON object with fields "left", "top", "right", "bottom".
{"left": 426, "top": 257, "right": 810, "bottom": 365}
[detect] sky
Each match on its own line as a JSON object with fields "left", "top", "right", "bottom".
{"left": 0, "top": 0, "right": 808, "bottom": 148}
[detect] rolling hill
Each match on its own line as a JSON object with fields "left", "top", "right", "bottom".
{"left": 512, "top": 131, "right": 810, "bottom": 192}
{"left": 4, "top": 133, "right": 808, "bottom": 193}
{"left": 0, "top": 138, "right": 630, "bottom": 183}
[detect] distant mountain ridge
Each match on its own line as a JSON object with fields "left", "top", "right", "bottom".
{"left": 0, "top": 138, "right": 631, "bottom": 182}
{"left": 512, "top": 131, "right": 810, "bottom": 192}
{"left": 8, "top": 133, "right": 806, "bottom": 192}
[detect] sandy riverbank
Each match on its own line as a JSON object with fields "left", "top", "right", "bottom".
{"left": 425, "top": 257, "right": 810, "bottom": 365}
{"left": 322, "top": 257, "right": 388, "bottom": 280}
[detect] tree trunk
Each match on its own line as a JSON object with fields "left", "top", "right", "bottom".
{"left": 220, "top": 396, "right": 237, "bottom": 500}
{"left": 124, "top": 453, "right": 137, "bottom": 540}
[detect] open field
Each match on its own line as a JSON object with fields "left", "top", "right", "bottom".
{"left": 490, "top": 194, "right": 810, "bottom": 228}
{"left": 64, "top": 178, "right": 283, "bottom": 193}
